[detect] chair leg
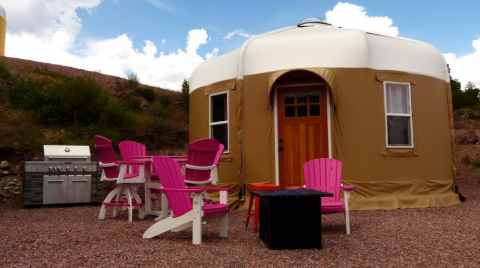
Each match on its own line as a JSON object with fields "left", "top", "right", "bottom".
{"left": 192, "top": 193, "right": 203, "bottom": 245}
{"left": 219, "top": 213, "right": 228, "bottom": 237}
{"left": 99, "top": 186, "right": 124, "bottom": 220}
{"left": 253, "top": 196, "right": 260, "bottom": 233}
{"left": 99, "top": 204, "right": 107, "bottom": 220}
{"left": 245, "top": 193, "right": 254, "bottom": 229}
{"left": 345, "top": 210, "right": 351, "bottom": 235}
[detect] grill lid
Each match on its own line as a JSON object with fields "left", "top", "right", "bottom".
{"left": 43, "top": 145, "right": 91, "bottom": 162}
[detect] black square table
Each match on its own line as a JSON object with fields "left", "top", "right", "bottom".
{"left": 250, "top": 189, "right": 333, "bottom": 250}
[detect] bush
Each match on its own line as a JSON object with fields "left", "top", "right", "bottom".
{"left": 41, "top": 76, "right": 110, "bottom": 125}
{"left": 0, "top": 61, "right": 10, "bottom": 80}
{"left": 472, "top": 160, "right": 480, "bottom": 168}
{"left": 151, "top": 101, "right": 170, "bottom": 118}
{"left": 160, "top": 94, "right": 172, "bottom": 108}
{"left": 462, "top": 155, "right": 471, "bottom": 165}
{"left": 141, "top": 86, "right": 156, "bottom": 102}
{"left": 126, "top": 73, "right": 139, "bottom": 90}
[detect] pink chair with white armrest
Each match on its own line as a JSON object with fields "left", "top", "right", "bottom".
{"left": 143, "top": 156, "right": 231, "bottom": 244}
{"left": 301, "top": 158, "right": 355, "bottom": 234}
{"left": 94, "top": 135, "right": 145, "bottom": 222}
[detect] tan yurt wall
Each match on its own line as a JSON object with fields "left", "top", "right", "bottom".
{"left": 0, "top": 5, "right": 6, "bottom": 56}
{"left": 189, "top": 79, "right": 243, "bottom": 207}
{"left": 238, "top": 67, "right": 459, "bottom": 210}
{"left": 325, "top": 68, "right": 459, "bottom": 209}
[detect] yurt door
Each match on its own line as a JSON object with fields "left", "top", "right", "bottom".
{"left": 277, "top": 84, "right": 329, "bottom": 189}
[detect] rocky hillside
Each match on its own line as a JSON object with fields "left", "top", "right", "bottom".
{"left": 0, "top": 56, "right": 190, "bottom": 206}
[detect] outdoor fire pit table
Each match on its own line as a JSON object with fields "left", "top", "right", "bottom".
{"left": 250, "top": 189, "right": 333, "bottom": 250}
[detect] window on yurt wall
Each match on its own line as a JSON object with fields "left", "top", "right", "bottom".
{"left": 384, "top": 82, "right": 413, "bottom": 148}
{"left": 210, "top": 92, "right": 229, "bottom": 152}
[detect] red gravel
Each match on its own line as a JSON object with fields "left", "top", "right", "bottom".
{"left": 0, "top": 175, "right": 478, "bottom": 268}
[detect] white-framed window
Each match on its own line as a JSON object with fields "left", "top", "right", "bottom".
{"left": 210, "top": 91, "right": 229, "bottom": 152}
{"left": 384, "top": 82, "right": 413, "bottom": 148}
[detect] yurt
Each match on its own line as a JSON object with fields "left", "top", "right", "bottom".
{"left": 189, "top": 18, "right": 460, "bottom": 210}
{"left": 0, "top": 4, "right": 6, "bottom": 56}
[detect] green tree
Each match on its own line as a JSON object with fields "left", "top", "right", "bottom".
{"left": 181, "top": 78, "right": 189, "bottom": 112}
{"left": 451, "top": 78, "right": 480, "bottom": 111}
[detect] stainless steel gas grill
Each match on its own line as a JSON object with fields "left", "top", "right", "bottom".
{"left": 23, "top": 145, "right": 101, "bottom": 207}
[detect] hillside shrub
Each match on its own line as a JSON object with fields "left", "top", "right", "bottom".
{"left": 141, "top": 86, "right": 156, "bottom": 102}
{"left": 462, "top": 155, "right": 471, "bottom": 165}
{"left": 472, "top": 160, "right": 480, "bottom": 168}
{"left": 41, "top": 76, "right": 109, "bottom": 125}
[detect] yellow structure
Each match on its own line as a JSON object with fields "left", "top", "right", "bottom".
{"left": 0, "top": 4, "right": 6, "bottom": 56}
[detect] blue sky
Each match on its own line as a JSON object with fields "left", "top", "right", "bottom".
{"left": 1, "top": 0, "right": 479, "bottom": 90}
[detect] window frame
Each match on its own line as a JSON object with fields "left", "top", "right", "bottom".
{"left": 383, "top": 81, "right": 414, "bottom": 149}
{"left": 209, "top": 91, "right": 229, "bottom": 153}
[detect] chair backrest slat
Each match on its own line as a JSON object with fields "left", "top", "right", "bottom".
{"left": 119, "top": 141, "right": 147, "bottom": 174}
{"left": 303, "top": 158, "right": 343, "bottom": 203}
{"left": 94, "top": 135, "right": 119, "bottom": 179}
{"left": 152, "top": 156, "right": 192, "bottom": 217}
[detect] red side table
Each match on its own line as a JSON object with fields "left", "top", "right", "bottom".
{"left": 245, "top": 184, "right": 280, "bottom": 233}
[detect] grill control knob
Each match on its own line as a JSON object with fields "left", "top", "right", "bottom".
{"left": 57, "top": 167, "right": 62, "bottom": 171}
{"left": 49, "top": 167, "right": 53, "bottom": 172}
{"left": 74, "top": 167, "right": 79, "bottom": 172}
{"left": 82, "top": 167, "right": 87, "bottom": 171}
{"left": 66, "top": 167, "right": 70, "bottom": 172}
{"left": 53, "top": 167, "right": 58, "bottom": 171}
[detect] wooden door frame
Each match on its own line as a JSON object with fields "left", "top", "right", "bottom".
{"left": 273, "top": 82, "right": 332, "bottom": 186}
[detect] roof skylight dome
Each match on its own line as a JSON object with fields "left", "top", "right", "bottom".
{"left": 297, "top": 17, "right": 331, "bottom": 27}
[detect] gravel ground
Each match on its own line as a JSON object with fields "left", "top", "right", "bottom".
{"left": 1, "top": 176, "right": 479, "bottom": 268}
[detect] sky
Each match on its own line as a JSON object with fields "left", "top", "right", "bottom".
{"left": 0, "top": 0, "right": 479, "bottom": 91}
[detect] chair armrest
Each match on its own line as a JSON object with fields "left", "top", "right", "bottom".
{"left": 98, "top": 162, "right": 117, "bottom": 168}
{"left": 156, "top": 188, "right": 205, "bottom": 193}
{"left": 116, "top": 161, "right": 146, "bottom": 165}
{"left": 184, "top": 164, "right": 217, "bottom": 170}
{"left": 187, "top": 186, "right": 233, "bottom": 191}
{"left": 342, "top": 185, "right": 355, "bottom": 191}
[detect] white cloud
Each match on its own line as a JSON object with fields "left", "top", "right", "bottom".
{"left": 206, "top": 48, "right": 219, "bottom": 60}
{"left": 162, "top": 39, "right": 166, "bottom": 44}
{"left": 3, "top": 0, "right": 217, "bottom": 91}
{"left": 223, "top": 29, "right": 255, "bottom": 40}
{"left": 144, "top": 0, "right": 173, "bottom": 12}
{"left": 444, "top": 37, "right": 480, "bottom": 88}
{"left": 325, "top": 2, "right": 399, "bottom": 36}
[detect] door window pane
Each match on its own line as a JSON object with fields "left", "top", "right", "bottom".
{"left": 309, "top": 92, "right": 320, "bottom": 103}
{"left": 285, "top": 106, "right": 295, "bottom": 117}
{"left": 284, "top": 93, "right": 295, "bottom": 104}
{"left": 297, "top": 93, "right": 307, "bottom": 104}
{"left": 297, "top": 106, "right": 308, "bottom": 117}
{"left": 310, "top": 105, "right": 320, "bottom": 116}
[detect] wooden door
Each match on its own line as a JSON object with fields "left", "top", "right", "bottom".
{"left": 277, "top": 85, "right": 329, "bottom": 189}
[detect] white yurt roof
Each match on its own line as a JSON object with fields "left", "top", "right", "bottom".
{"left": 190, "top": 22, "right": 449, "bottom": 92}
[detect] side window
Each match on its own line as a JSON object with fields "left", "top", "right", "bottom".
{"left": 210, "top": 92, "right": 229, "bottom": 152}
{"left": 384, "top": 82, "right": 413, "bottom": 148}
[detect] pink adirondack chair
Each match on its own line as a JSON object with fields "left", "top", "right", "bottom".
{"left": 119, "top": 141, "right": 160, "bottom": 206}
{"left": 303, "top": 158, "right": 355, "bottom": 234}
{"left": 183, "top": 138, "right": 223, "bottom": 185}
{"left": 94, "top": 135, "right": 145, "bottom": 222}
{"left": 143, "top": 156, "right": 232, "bottom": 244}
